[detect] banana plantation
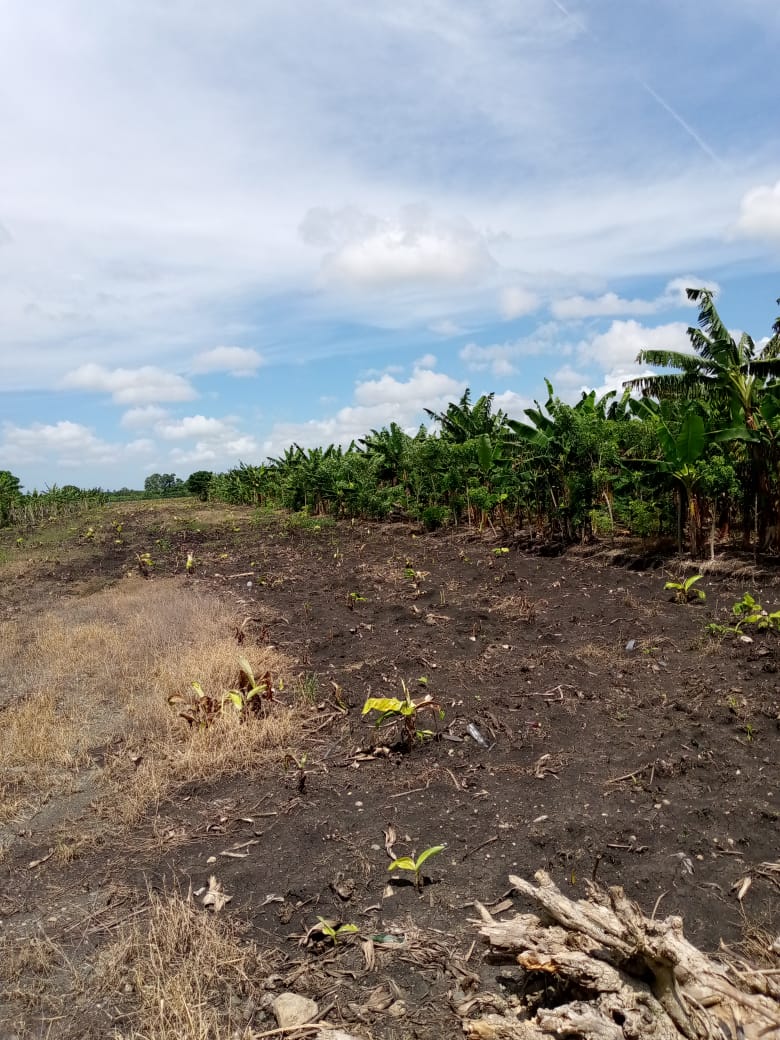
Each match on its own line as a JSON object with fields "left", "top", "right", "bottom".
{"left": 207, "top": 290, "right": 780, "bottom": 558}
{"left": 3, "top": 290, "right": 780, "bottom": 559}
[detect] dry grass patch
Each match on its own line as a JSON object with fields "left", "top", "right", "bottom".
{"left": 94, "top": 888, "right": 268, "bottom": 1040}
{"left": 490, "top": 593, "right": 539, "bottom": 623}
{"left": 0, "top": 578, "right": 305, "bottom": 829}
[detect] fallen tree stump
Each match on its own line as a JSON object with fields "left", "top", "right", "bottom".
{"left": 465, "top": 871, "right": 779, "bottom": 1040}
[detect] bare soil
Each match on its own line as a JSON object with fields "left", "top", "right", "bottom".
{"left": 0, "top": 503, "right": 778, "bottom": 1039}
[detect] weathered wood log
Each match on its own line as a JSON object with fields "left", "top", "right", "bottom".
{"left": 463, "top": 871, "right": 780, "bottom": 1040}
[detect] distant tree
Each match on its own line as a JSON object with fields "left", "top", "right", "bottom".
{"left": 0, "top": 470, "right": 23, "bottom": 526}
{"left": 185, "top": 470, "right": 214, "bottom": 500}
{"left": 144, "top": 472, "right": 185, "bottom": 497}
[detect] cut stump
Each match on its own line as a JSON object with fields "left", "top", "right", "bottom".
{"left": 464, "top": 871, "right": 779, "bottom": 1039}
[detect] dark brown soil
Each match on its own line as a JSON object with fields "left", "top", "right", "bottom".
{"left": 1, "top": 504, "right": 778, "bottom": 1039}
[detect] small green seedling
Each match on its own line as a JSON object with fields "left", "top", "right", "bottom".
{"left": 362, "top": 680, "right": 444, "bottom": 748}
{"left": 222, "top": 656, "right": 278, "bottom": 717}
{"left": 707, "top": 592, "right": 780, "bottom": 637}
{"left": 84, "top": 526, "right": 96, "bottom": 540}
{"left": 664, "top": 574, "right": 705, "bottom": 603}
{"left": 731, "top": 592, "right": 780, "bottom": 632}
{"left": 347, "top": 591, "right": 366, "bottom": 610}
{"left": 284, "top": 751, "right": 309, "bottom": 793}
{"left": 388, "top": 844, "right": 446, "bottom": 891}
{"left": 169, "top": 657, "right": 279, "bottom": 729}
{"left": 186, "top": 551, "right": 195, "bottom": 574}
{"left": 315, "top": 917, "right": 358, "bottom": 944}
{"left": 492, "top": 547, "right": 509, "bottom": 556}
{"left": 167, "top": 681, "right": 222, "bottom": 729}
{"left": 137, "top": 551, "right": 154, "bottom": 577}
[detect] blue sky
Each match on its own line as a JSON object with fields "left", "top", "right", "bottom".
{"left": 1, "top": 0, "right": 779, "bottom": 491}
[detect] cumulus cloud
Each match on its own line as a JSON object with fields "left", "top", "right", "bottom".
{"left": 0, "top": 420, "right": 116, "bottom": 468}
{"left": 156, "top": 415, "right": 236, "bottom": 440}
{"left": 576, "top": 319, "right": 690, "bottom": 371}
{"left": 460, "top": 322, "right": 565, "bottom": 377}
{"left": 551, "top": 277, "right": 720, "bottom": 320}
{"left": 192, "top": 346, "right": 264, "bottom": 377}
{"left": 263, "top": 362, "right": 465, "bottom": 455}
{"left": 500, "top": 286, "right": 540, "bottom": 319}
{"left": 120, "top": 405, "right": 169, "bottom": 429}
{"left": 492, "top": 390, "right": 532, "bottom": 419}
{"left": 300, "top": 205, "right": 495, "bottom": 288}
{"left": 168, "top": 433, "right": 262, "bottom": 467}
{"left": 735, "top": 180, "right": 780, "bottom": 240}
{"left": 62, "top": 363, "right": 196, "bottom": 404}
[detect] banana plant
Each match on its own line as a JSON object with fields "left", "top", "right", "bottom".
{"left": 388, "top": 844, "right": 446, "bottom": 891}
{"left": 362, "top": 681, "right": 444, "bottom": 748}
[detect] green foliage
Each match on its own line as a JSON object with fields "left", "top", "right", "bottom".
{"left": 185, "top": 470, "right": 214, "bottom": 500}
{"left": 144, "top": 473, "right": 186, "bottom": 498}
{"left": 0, "top": 471, "right": 22, "bottom": 526}
{"left": 664, "top": 574, "right": 705, "bottom": 603}
{"left": 315, "top": 917, "right": 358, "bottom": 944}
{"left": 362, "top": 681, "right": 444, "bottom": 748}
{"left": 731, "top": 593, "right": 780, "bottom": 632}
{"left": 192, "top": 290, "right": 780, "bottom": 557}
{"left": 167, "top": 658, "right": 279, "bottom": 728}
{"left": 388, "top": 844, "right": 446, "bottom": 890}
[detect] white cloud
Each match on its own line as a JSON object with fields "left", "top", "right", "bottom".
{"left": 302, "top": 205, "right": 495, "bottom": 289}
{"left": 263, "top": 363, "right": 465, "bottom": 455}
{"left": 552, "top": 363, "right": 588, "bottom": 388}
{"left": 551, "top": 277, "right": 720, "bottom": 320}
{"left": 169, "top": 434, "right": 262, "bottom": 467}
{"left": 460, "top": 322, "right": 564, "bottom": 376}
{"left": 0, "top": 420, "right": 115, "bottom": 468}
{"left": 500, "top": 286, "right": 540, "bottom": 319}
{"left": 428, "top": 319, "right": 465, "bottom": 336}
{"left": 120, "top": 405, "right": 169, "bottom": 429}
{"left": 413, "top": 353, "right": 438, "bottom": 369}
{"left": 192, "top": 346, "right": 264, "bottom": 377}
{"left": 492, "top": 390, "right": 532, "bottom": 419}
{"left": 735, "top": 180, "right": 780, "bottom": 240}
{"left": 62, "top": 364, "right": 196, "bottom": 404}
{"left": 125, "top": 438, "right": 156, "bottom": 455}
{"left": 552, "top": 291, "right": 659, "bottom": 320}
{"left": 156, "top": 415, "right": 236, "bottom": 440}
{"left": 577, "top": 319, "right": 690, "bottom": 371}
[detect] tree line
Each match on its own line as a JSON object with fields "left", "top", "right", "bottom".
{"left": 2, "top": 290, "right": 779, "bottom": 557}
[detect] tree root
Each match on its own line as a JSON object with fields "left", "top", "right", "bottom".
{"left": 462, "top": 871, "right": 780, "bottom": 1039}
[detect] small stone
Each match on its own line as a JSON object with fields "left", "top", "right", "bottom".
{"left": 273, "top": 992, "right": 318, "bottom": 1028}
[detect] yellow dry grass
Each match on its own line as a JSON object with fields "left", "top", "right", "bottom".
{"left": 0, "top": 578, "right": 303, "bottom": 827}
{"left": 93, "top": 889, "right": 269, "bottom": 1040}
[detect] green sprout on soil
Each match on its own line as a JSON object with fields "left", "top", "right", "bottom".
{"left": 362, "top": 680, "right": 444, "bottom": 748}
{"left": 316, "top": 917, "right": 358, "bottom": 944}
{"left": 664, "top": 574, "right": 705, "bottom": 604}
{"left": 492, "top": 547, "right": 509, "bottom": 556}
{"left": 347, "top": 591, "right": 366, "bottom": 610}
{"left": 168, "top": 657, "right": 279, "bottom": 728}
{"left": 284, "top": 751, "right": 309, "bottom": 793}
{"left": 84, "top": 526, "right": 96, "bottom": 540}
{"left": 221, "top": 656, "right": 279, "bottom": 716}
{"left": 388, "top": 844, "right": 446, "bottom": 891}
{"left": 137, "top": 551, "right": 154, "bottom": 577}
{"left": 707, "top": 592, "right": 780, "bottom": 637}
{"left": 185, "top": 551, "right": 195, "bottom": 574}
{"left": 731, "top": 593, "right": 780, "bottom": 632}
